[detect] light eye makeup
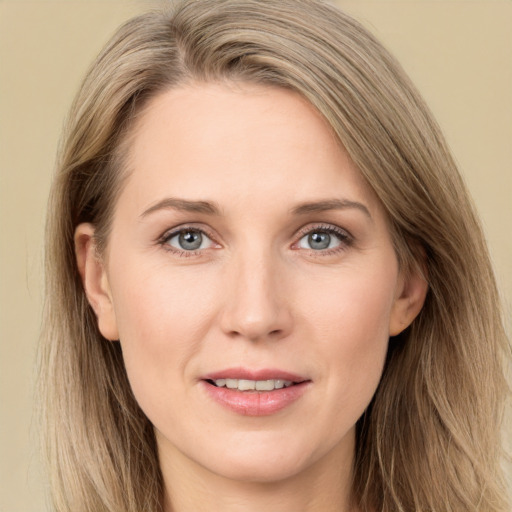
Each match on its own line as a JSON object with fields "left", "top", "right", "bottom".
{"left": 292, "top": 223, "right": 354, "bottom": 255}
{"left": 157, "top": 221, "right": 354, "bottom": 259}
{"left": 157, "top": 225, "right": 219, "bottom": 257}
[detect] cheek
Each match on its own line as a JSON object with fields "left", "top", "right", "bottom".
{"left": 112, "top": 257, "right": 219, "bottom": 337}
{"left": 108, "top": 262, "right": 220, "bottom": 405}
{"left": 298, "top": 265, "right": 396, "bottom": 415}
{"left": 301, "top": 262, "right": 396, "bottom": 343}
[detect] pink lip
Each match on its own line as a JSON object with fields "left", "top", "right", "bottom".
{"left": 202, "top": 367, "right": 307, "bottom": 382}
{"left": 200, "top": 367, "right": 311, "bottom": 416}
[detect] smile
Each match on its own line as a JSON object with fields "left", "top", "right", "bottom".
{"left": 201, "top": 368, "right": 311, "bottom": 416}
{"left": 208, "top": 378, "right": 295, "bottom": 391}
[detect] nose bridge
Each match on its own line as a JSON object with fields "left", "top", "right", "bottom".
{"left": 220, "top": 241, "right": 291, "bottom": 341}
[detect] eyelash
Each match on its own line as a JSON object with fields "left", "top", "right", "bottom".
{"left": 157, "top": 223, "right": 353, "bottom": 257}
{"left": 157, "top": 225, "right": 218, "bottom": 258}
{"left": 293, "top": 223, "right": 353, "bottom": 256}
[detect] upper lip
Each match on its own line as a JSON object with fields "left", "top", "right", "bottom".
{"left": 201, "top": 367, "right": 309, "bottom": 383}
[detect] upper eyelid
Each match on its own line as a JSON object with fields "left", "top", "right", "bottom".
{"left": 157, "top": 226, "right": 219, "bottom": 256}
{"left": 295, "top": 222, "right": 352, "bottom": 239}
{"left": 156, "top": 222, "right": 353, "bottom": 250}
{"left": 158, "top": 224, "right": 217, "bottom": 242}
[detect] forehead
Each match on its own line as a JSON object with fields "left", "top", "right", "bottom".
{"left": 118, "top": 82, "right": 382, "bottom": 219}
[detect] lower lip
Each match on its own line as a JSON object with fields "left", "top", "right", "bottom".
{"left": 201, "top": 381, "right": 310, "bottom": 416}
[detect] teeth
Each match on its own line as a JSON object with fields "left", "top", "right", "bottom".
{"left": 213, "top": 378, "right": 294, "bottom": 391}
{"left": 238, "top": 379, "right": 256, "bottom": 391}
{"left": 225, "top": 379, "right": 237, "bottom": 389}
{"left": 256, "top": 380, "right": 276, "bottom": 391}
{"left": 274, "top": 379, "right": 285, "bottom": 390}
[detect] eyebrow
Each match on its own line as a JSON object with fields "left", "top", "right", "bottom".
{"left": 291, "top": 199, "right": 372, "bottom": 220}
{"left": 140, "top": 198, "right": 221, "bottom": 218}
{"left": 140, "top": 197, "right": 372, "bottom": 220}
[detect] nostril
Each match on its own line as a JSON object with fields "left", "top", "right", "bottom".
{"left": 220, "top": 301, "right": 293, "bottom": 341}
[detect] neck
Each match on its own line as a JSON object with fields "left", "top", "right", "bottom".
{"left": 159, "top": 433, "right": 358, "bottom": 512}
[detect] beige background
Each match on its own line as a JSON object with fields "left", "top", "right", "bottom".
{"left": 1, "top": 1, "right": 511, "bottom": 510}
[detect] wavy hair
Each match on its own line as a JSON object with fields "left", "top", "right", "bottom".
{"left": 38, "top": 0, "right": 510, "bottom": 510}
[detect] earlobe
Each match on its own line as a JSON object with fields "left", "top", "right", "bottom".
{"left": 389, "top": 265, "right": 428, "bottom": 337}
{"left": 74, "top": 223, "right": 119, "bottom": 341}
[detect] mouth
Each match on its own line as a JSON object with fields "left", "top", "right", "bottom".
{"left": 205, "top": 378, "right": 301, "bottom": 391}
{"left": 200, "top": 369, "right": 311, "bottom": 416}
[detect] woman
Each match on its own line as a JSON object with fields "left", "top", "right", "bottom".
{"left": 39, "top": 0, "right": 510, "bottom": 510}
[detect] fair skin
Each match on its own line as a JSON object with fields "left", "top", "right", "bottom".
{"left": 76, "top": 83, "right": 427, "bottom": 512}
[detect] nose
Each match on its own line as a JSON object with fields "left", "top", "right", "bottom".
{"left": 219, "top": 249, "right": 293, "bottom": 342}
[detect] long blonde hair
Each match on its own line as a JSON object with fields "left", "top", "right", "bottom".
{"left": 39, "top": 1, "right": 510, "bottom": 510}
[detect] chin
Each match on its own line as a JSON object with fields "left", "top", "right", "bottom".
{"left": 209, "top": 454, "right": 309, "bottom": 484}
{"left": 196, "top": 432, "right": 332, "bottom": 484}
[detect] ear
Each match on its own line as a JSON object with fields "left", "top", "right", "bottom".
{"left": 74, "top": 223, "right": 119, "bottom": 341}
{"left": 389, "top": 263, "right": 428, "bottom": 336}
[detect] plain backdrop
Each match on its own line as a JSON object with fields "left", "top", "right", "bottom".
{"left": 1, "top": 1, "right": 511, "bottom": 510}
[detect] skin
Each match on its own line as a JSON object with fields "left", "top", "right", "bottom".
{"left": 76, "top": 82, "right": 427, "bottom": 512}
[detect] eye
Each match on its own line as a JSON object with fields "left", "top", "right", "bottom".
{"left": 165, "top": 228, "right": 214, "bottom": 252}
{"left": 298, "top": 231, "right": 339, "bottom": 250}
{"left": 296, "top": 226, "right": 350, "bottom": 251}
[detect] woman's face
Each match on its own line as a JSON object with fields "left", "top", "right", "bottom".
{"left": 78, "top": 83, "right": 425, "bottom": 485}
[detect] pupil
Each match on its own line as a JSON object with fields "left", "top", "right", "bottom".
{"left": 309, "top": 232, "right": 330, "bottom": 250}
{"left": 179, "top": 230, "right": 202, "bottom": 250}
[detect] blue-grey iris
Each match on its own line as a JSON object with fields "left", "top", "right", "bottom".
{"left": 179, "top": 230, "right": 203, "bottom": 250}
{"left": 308, "top": 232, "right": 331, "bottom": 250}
